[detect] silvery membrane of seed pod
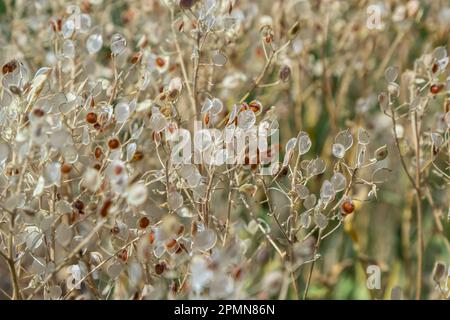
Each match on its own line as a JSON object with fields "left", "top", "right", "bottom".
{"left": 168, "top": 191, "right": 183, "bottom": 211}
{"left": 62, "top": 19, "right": 75, "bottom": 39}
{"left": 212, "top": 51, "right": 227, "bottom": 66}
{"left": 227, "top": 104, "right": 239, "bottom": 124}
{"left": 286, "top": 137, "right": 297, "bottom": 152}
{"left": 79, "top": 13, "right": 91, "bottom": 33}
{"left": 296, "top": 184, "right": 309, "bottom": 199}
{"left": 115, "top": 101, "right": 130, "bottom": 123}
{"left": 0, "top": 143, "right": 10, "bottom": 163}
{"left": 384, "top": 66, "right": 399, "bottom": 82}
{"left": 332, "top": 143, "right": 345, "bottom": 158}
{"left": 177, "top": 207, "right": 194, "bottom": 218}
{"left": 388, "top": 82, "right": 400, "bottom": 97}
{"left": 314, "top": 212, "right": 328, "bottom": 229}
{"left": 431, "top": 132, "right": 444, "bottom": 148}
{"left": 335, "top": 129, "right": 353, "bottom": 151}
{"left": 320, "top": 180, "right": 335, "bottom": 203}
{"left": 192, "top": 229, "right": 217, "bottom": 252}
{"left": 44, "top": 162, "right": 61, "bottom": 187}
{"left": 86, "top": 33, "right": 103, "bottom": 54}
{"left": 63, "top": 40, "right": 75, "bottom": 59}
{"left": 433, "top": 46, "right": 447, "bottom": 61}
{"left": 110, "top": 33, "right": 127, "bottom": 55}
{"left": 127, "top": 183, "right": 147, "bottom": 206}
{"left": 56, "top": 223, "right": 72, "bottom": 246}
{"left": 62, "top": 145, "right": 79, "bottom": 163}
{"left": 445, "top": 111, "right": 450, "bottom": 128}
{"left": 201, "top": 98, "right": 212, "bottom": 113}
{"left": 126, "top": 143, "right": 136, "bottom": 161}
{"left": 306, "top": 158, "right": 326, "bottom": 177}
{"left": 300, "top": 212, "right": 311, "bottom": 228}
{"left": 356, "top": 144, "right": 366, "bottom": 168}
{"left": 372, "top": 167, "right": 392, "bottom": 184}
{"left": 213, "top": 148, "right": 228, "bottom": 166}
{"left": 331, "top": 172, "right": 346, "bottom": 192}
{"left": 304, "top": 194, "right": 316, "bottom": 210}
{"left": 378, "top": 92, "right": 388, "bottom": 112}
{"left": 49, "top": 128, "right": 71, "bottom": 149}
{"left": 298, "top": 131, "right": 312, "bottom": 155}
{"left": 357, "top": 127, "right": 370, "bottom": 145}
{"left": 81, "top": 125, "right": 90, "bottom": 145}
{"left": 237, "top": 109, "right": 256, "bottom": 130}
{"left": 194, "top": 129, "right": 212, "bottom": 151}
{"left": 33, "top": 176, "right": 45, "bottom": 197}
{"left": 150, "top": 112, "right": 167, "bottom": 132}
{"left": 210, "top": 98, "right": 223, "bottom": 114}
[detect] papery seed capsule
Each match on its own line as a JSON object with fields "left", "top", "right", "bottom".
{"left": 138, "top": 217, "right": 150, "bottom": 229}
{"left": 108, "top": 138, "right": 120, "bottom": 149}
{"left": 341, "top": 200, "right": 355, "bottom": 216}
{"left": 86, "top": 112, "right": 97, "bottom": 124}
{"left": 61, "top": 163, "right": 72, "bottom": 174}
{"left": 155, "top": 262, "right": 166, "bottom": 275}
{"left": 430, "top": 84, "right": 444, "bottom": 94}
{"left": 100, "top": 199, "right": 112, "bottom": 217}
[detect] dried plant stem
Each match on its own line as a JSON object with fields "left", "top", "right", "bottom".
{"left": 303, "top": 228, "right": 323, "bottom": 300}
{"left": 413, "top": 112, "right": 423, "bottom": 300}
{"left": 170, "top": 9, "right": 197, "bottom": 118}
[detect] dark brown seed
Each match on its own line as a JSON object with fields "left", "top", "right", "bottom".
{"left": 86, "top": 112, "right": 97, "bottom": 124}
{"left": 61, "top": 163, "right": 72, "bottom": 174}
{"left": 341, "top": 200, "right": 355, "bottom": 215}
{"left": 131, "top": 150, "right": 144, "bottom": 162}
{"left": 430, "top": 84, "right": 444, "bottom": 94}
{"left": 32, "top": 108, "right": 45, "bottom": 117}
{"left": 155, "top": 262, "right": 166, "bottom": 275}
{"left": 108, "top": 138, "right": 120, "bottom": 149}
{"left": 100, "top": 199, "right": 112, "bottom": 217}
{"left": 94, "top": 147, "right": 103, "bottom": 159}
{"left": 2, "top": 60, "right": 18, "bottom": 74}
{"left": 73, "top": 199, "right": 84, "bottom": 211}
{"left": 180, "top": 0, "right": 196, "bottom": 10}
{"left": 138, "top": 217, "right": 150, "bottom": 229}
{"left": 155, "top": 57, "right": 166, "bottom": 68}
